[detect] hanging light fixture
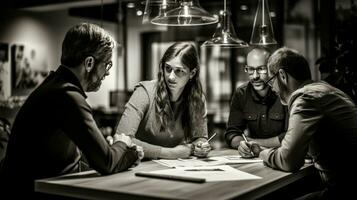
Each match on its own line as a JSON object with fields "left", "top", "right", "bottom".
{"left": 202, "top": 0, "right": 248, "bottom": 48}
{"left": 250, "top": 0, "right": 277, "bottom": 45}
{"left": 142, "top": 0, "right": 179, "bottom": 24}
{"left": 151, "top": 0, "right": 218, "bottom": 26}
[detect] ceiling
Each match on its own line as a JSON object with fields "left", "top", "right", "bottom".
{"left": 6, "top": 0, "right": 115, "bottom": 10}
{"left": 6, "top": 0, "right": 223, "bottom": 9}
{"left": 4, "top": 0, "right": 226, "bottom": 23}
{"left": 3, "top": 0, "right": 300, "bottom": 23}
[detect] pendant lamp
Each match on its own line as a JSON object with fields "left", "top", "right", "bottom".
{"left": 250, "top": 0, "right": 277, "bottom": 45}
{"left": 151, "top": 0, "right": 218, "bottom": 26}
{"left": 142, "top": 0, "right": 179, "bottom": 24}
{"left": 202, "top": 0, "right": 248, "bottom": 48}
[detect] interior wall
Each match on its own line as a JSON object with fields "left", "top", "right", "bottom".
{"left": 125, "top": 8, "right": 166, "bottom": 90}
{"left": 0, "top": 9, "right": 121, "bottom": 108}
{"left": 283, "top": 0, "right": 320, "bottom": 80}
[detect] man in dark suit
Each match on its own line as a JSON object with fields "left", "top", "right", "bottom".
{"left": 0, "top": 23, "right": 143, "bottom": 198}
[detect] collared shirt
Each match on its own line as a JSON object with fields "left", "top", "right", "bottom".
{"left": 260, "top": 81, "right": 357, "bottom": 191}
{"left": 116, "top": 80, "right": 208, "bottom": 159}
{"left": 225, "top": 82, "right": 287, "bottom": 147}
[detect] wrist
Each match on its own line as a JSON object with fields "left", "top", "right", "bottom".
{"left": 231, "top": 135, "right": 244, "bottom": 149}
{"left": 159, "top": 147, "right": 173, "bottom": 159}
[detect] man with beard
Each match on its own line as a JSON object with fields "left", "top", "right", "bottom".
{"left": 225, "top": 47, "right": 287, "bottom": 150}
{"left": 239, "top": 47, "right": 357, "bottom": 199}
{"left": 0, "top": 23, "right": 143, "bottom": 198}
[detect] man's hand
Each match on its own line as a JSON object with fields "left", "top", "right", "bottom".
{"left": 106, "top": 133, "right": 144, "bottom": 167}
{"left": 113, "top": 133, "right": 134, "bottom": 147}
{"left": 238, "top": 141, "right": 262, "bottom": 158}
{"left": 192, "top": 138, "right": 211, "bottom": 158}
{"left": 106, "top": 133, "right": 133, "bottom": 147}
{"left": 131, "top": 145, "right": 144, "bottom": 167}
{"left": 106, "top": 135, "right": 114, "bottom": 145}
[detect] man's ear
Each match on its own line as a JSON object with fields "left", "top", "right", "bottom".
{"left": 190, "top": 68, "right": 197, "bottom": 79}
{"left": 278, "top": 68, "right": 288, "bottom": 85}
{"left": 84, "top": 56, "right": 95, "bottom": 73}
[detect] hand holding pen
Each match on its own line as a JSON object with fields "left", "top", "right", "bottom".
{"left": 192, "top": 133, "right": 217, "bottom": 158}
{"left": 238, "top": 134, "right": 262, "bottom": 158}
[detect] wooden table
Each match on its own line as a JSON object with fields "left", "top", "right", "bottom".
{"left": 35, "top": 149, "right": 315, "bottom": 200}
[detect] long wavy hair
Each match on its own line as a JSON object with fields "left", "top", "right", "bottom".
{"left": 155, "top": 42, "right": 205, "bottom": 141}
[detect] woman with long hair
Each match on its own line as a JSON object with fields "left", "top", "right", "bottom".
{"left": 115, "top": 42, "right": 210, "bottom": 159}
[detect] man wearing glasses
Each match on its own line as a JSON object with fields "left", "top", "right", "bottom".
{"left": 225, "top": 48, "right": 287, "bottom": 151}
{"left": 239, "top": 47, "right": 357, "bottom": 199}
{"left": 0, "top": 23, "right": 143, "bottom": 198}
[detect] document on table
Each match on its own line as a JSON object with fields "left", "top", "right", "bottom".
{"left": 153, "top": 158, "right": 222, "bottom": 168}
{"left": 136, "top": 165, "right": 261, "bottom": 182}
{"left": 206, "top": 155, "right": 263, "bottom": 164}
{"left": 154, "top": 155, "right": 263, "bottom": 168}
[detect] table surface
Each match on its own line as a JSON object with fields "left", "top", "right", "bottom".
{"left": 35, "top": 149, "right": 314, "bottom": 200}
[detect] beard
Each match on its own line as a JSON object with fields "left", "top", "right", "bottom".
{"left": 250, "top": 77, "right": 266, "bottom": 91}
{"left": 85, "top": 69, "right": 103, "bottom": 92}
{"left": 276, "top": 77, "right": 289, "bottom": 105}
{"left": 87, "top": 79, "right": 102, "bottom": 92}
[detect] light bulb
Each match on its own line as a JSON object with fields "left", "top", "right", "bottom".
{"left": 177, "top": 4, "right": 192, "bottom": 25}
{"left": 259, "top": 25, "right": 268, "bottom": 43}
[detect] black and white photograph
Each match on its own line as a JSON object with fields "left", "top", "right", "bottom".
{"left": 1, "top": 0, "right": 357, "bottom": 199}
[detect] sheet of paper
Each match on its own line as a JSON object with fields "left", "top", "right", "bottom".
{"left": 144, "top": 165, "right": 261, "bottom": 182}
{"left": 153, "top": 155, "right": 263, "bottom": 168}
{"left": 206, "top": 155, "right": 263, "bottom": 164}
{"left": 153, "top": 158, "right": 222, "bottom": 168}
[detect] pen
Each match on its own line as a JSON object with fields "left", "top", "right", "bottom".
{"left": 207, "top": 132, "right": 217, "bottom": 142}
{"left": 241, "top": 134, "right": 255, "bottom": 157}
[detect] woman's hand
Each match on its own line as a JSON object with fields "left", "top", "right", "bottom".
{"left": 192, "top": 138, "right": 211, "bottom": 158}
{"left": 160, "top": 144, "right": 192, "bottom": 159}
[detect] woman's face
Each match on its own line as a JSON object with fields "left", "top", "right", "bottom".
{"left": 164, "top": 56, "right": 194, "bottom": 101}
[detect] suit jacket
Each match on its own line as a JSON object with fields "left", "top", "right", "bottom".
{"left": 0, "top": 65, "right": 138, "bottom": 196}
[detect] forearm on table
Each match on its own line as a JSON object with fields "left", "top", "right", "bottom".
{"left": 132, "top": 138, "right": 161, "bottom": 159}
{"left": 248, "top": 136, "right": 281, "bottom": 148}
{"left": 159, "top": 147, "right": 175, "bottom": 159}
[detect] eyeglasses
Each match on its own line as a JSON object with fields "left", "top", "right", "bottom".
{"left": 244, "top": 65, "right": 268, "bottom": 75}
{"left": 164, "top": 64, "right": 189, "bottom": 78}
{"left": 104, "top": 61, "right": 113, "bottom": 72}
{"left": 90, "top": 55, "right": 112, "bottom": 73}
{"left": 264, "top": 71, "right": 279, "bottom": 87}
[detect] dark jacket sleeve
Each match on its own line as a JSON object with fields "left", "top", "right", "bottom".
{"left": 225, "top": 87, "right": 246, "bottom": 147}
{"left": 0, "top": 118, "right": 11, "bottom": 167}
{"left": 260, "top": 94, "right": 320, "bottom": 172}
{"left": 60, "top": 90, "right": 138, "bottom": 175}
